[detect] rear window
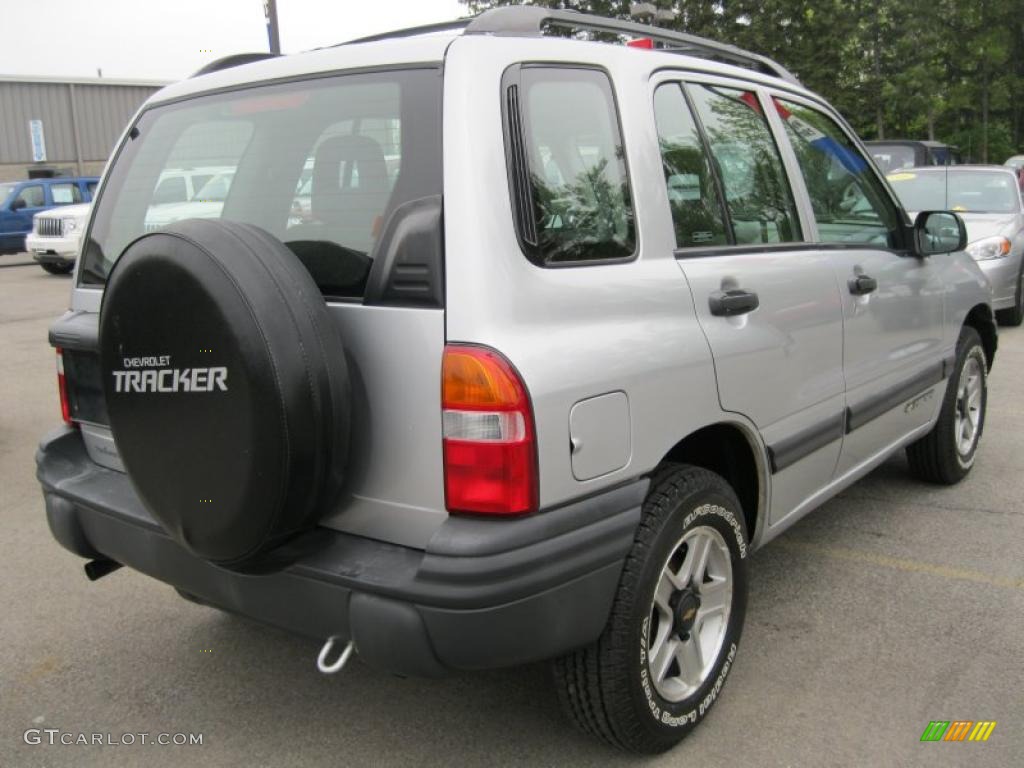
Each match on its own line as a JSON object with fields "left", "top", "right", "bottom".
{"left": 81, "top": 68, "right": 441, "bottom": 299}
{"left": 868, "top": 144, "right": 917, "bottom": 173}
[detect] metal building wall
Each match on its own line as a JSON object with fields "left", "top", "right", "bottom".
{"left": 0, "top": 77, "right": 165, "bottom": 174}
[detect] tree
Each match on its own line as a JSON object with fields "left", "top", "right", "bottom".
{"left": 459, "top": 0, "right": 1024, "bottom": 159}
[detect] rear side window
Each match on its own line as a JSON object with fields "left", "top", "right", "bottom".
{"left": 505, "top": 66, "right": 635, "bottom": 265}
{"left": 686, "top": 84, "right": 801, "bottom": 245}
{"left": 82, "top": 69, "right": 441, "bottom": 300}
{"left": 51, "top": 182, "right": 83, "bottom": 205}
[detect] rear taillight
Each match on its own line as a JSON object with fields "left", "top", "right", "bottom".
{"left": 442, "top": 345, "right": 537, "bottom": 516}
{"left": 56, "top": 347, "right": 72, "bottom": 425}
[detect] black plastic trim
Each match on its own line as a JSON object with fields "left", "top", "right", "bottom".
{"left": 767, "top": 412, "right": 846, "bottom": 473}
{"left": 36, "top": 428, "right": 642, "bottom": 674}
{"left": 36, "top": 428, "right": 643, "bottom": 610}
{"left": 846, "top": 362, "right": 946, "bottom": 433}
{"left": 48, "top": 310, "right": 99, "bottom": 352}
{"left": 674, "top": 242, "right": 911, "bottom": 261}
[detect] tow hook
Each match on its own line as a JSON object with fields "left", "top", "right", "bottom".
{"left": 316, "top": 636, "right": 356, "bottom": 674}
{"left": 84, "top": 559, "right": 122, "bottom": 581}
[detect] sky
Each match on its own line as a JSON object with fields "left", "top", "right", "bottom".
{"left": 0, "top": 0, "right": 468, "bottom": 82}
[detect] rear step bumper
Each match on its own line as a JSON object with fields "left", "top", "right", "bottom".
{"left": 37, "top": 427, "right": 645, "bottom": 677}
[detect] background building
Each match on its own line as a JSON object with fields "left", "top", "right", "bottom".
{"left": 0, "top": 75, "right": 166, "bottom": 181}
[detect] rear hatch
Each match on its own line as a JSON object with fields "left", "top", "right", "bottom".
{"left": 59, "top": 63, "right": 448, "bottom": 548}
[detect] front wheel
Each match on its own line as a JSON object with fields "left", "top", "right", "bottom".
{"left": 906, "top": 326, "right": 987, "bottom": 484}
{"left": 553, "top": 464, "right": 748, "bottom": 754}
{"left": 41, "top": 261, "right": 74, "bottom": 275}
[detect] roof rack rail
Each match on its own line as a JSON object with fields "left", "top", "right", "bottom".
{"left": 343, "top": 18, "right": 472, "bottom": 46}
{"left": 192, "top": 53, "right": 280, "bottom": 78}
{"left": 465, "top": 6, "right": 800, "bottom": 85}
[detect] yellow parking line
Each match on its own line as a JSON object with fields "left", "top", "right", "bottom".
{"left": 775, "top": 540, "right": 1024, "bottom": 591}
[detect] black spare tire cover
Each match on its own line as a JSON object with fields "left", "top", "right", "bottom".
{"left": 100, "top": 219, "right": 350, "bottom": 570}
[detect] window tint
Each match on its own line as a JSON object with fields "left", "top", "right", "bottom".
{"left": 775, "top": 98, "right": 899, "bottom": 247}
{"left": 16, "top": 185, "right": 45, "bottom": 208}
{"left": 687, "top": 84, "right": 800, "bottom": 245}
{"left": 51, "top": 182, "right": 83, "bottom": 205}
{"left": 86, "top": 181, "right": 98, "bottom": 198}
{"left": 510, "top": 67, "right": 635, "bottom": 264}
{"left": 82, "top": 70, "right": 441, "bottom": 298}
{"left": 653, "top": 83, "right": 727, "bottom": 248}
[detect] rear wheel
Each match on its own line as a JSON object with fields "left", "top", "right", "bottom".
{"left": 906, "top": 327, "right": 987, "bottom": 484}
{"left": 41, "top": 261, "right": 73, "bottom": 275}
{"left": 553, "top": 464, "right": 748, "bottom": 754}
{"left": 995, "top": 267, "right": 1023, "bottom": 327}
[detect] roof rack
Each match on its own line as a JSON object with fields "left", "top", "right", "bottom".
{"left": 344, "top": 18, "right": 472, "bottom": 46}
{"left": 192, "top": 53, "right": 280, "bottom": 78}
{"left": 464, "top": 6, "right": 800, "bottom": 85}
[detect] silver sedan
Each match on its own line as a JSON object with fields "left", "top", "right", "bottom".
{"left": 889, "top": 165, "right": 1024, "bottom": 326}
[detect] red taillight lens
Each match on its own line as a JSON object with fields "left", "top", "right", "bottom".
{"left": 442, "top": 345, "right": 537, "bottom": 516}
{"left": 627, "top": 37, "right": 654, "bottom": 49}
{"left": 55, "top": 347, "right": 72, "bottom": 425}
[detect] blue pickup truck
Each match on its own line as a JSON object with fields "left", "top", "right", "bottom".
{"left": 0, "top": 177, "right": 99, "bottom": 254}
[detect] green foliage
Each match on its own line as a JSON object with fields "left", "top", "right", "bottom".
{"left": 460, "top": 0, "right": 1024, "bottom": 161}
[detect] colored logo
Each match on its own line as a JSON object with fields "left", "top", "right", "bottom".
{"left": 920, "top": 721, "right": 996, "bottom": 742}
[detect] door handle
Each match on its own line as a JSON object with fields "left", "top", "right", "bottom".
{"left": 848, "top": 274, "right": 878, "bottom": 295}
{"left": 709, "top": 289, "right": 759, "bottom": 317}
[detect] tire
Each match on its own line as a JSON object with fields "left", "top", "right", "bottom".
{"left": 906, "top": 327, "right": 987, "bottom": 484}
{"left": 100, "top": 219, "right": 351, "bottom": 571}
{"left": 995, "top": 267, "right": 1023, "bottom": 327}
{"left": 553, "top": 464, "right": 749, "bottom": 754}
{"left": 41, "top": 261, "right": 73, "bottom": 275}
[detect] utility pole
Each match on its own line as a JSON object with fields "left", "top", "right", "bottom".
{"left": 265, "top": 0, "right": 281, "bottom": 55}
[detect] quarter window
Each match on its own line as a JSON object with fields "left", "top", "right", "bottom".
{"left": 775, "top": 98, "right": 899, "bottom": 247}
{"left": 51, "top": 183, "right": 82, "bottom": 205}
{"left": 507, "top": 67, "right": 635, "bottom": 264}
{"left": 686, "top": 84, "right": 801, "bottom": 245}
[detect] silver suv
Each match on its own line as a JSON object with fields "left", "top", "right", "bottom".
{"left": 36, "top": 7, "right": 996, "bottom": 754}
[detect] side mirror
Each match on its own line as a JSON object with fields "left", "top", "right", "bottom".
{"left": 10, "top": 197, "right": 26, "bottom": 211}
{"left": 913, "top": 211, "right": 967, "bottom": 256}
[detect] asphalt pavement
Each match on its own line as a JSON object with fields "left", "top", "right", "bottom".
{"left": 1, "top": 255, "right": 1021, "bottom": 767}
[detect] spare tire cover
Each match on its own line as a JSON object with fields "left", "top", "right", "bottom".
{"left": 100, "top": 219, "right": 350, "bottom": 570}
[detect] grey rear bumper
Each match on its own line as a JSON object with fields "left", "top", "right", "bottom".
{"left": 37, "top": 427, "right": 644, "bottom": 676}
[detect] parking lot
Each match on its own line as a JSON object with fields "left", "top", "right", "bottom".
{"left": 1, "top": 255, "right": 1021, "bottom": 767}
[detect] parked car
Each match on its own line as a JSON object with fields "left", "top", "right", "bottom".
{"left": 37, "top": 7, "right": 996, "bottom": 754}
{"left": 1005, "top": 155, "right": 1024, "bottom": 191}
{"left": 142, "top": 171, "right": 235, "bottom": 231}
{"left": 865, "top": 140, "right": 961, "bottom": 173}
{"left": 0, "top": 177, "right": 98, "bottom": 254}
{"left": 25, "top": 203, "right": 91, "bottom": 274}
{"left": 888, "top": 166, "right": 1024, "bottom": 326}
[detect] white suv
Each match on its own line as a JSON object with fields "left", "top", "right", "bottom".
{"left": 27, "top": 203, "right": 91, "bottom": 274}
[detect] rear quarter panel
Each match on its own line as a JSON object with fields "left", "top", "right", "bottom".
{"left": 443, "top": 37, "right": 743, "bottom": 511}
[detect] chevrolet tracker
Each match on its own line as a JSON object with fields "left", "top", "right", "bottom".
{"left": 36, "top": 6, "right": 996, "bottom": 754}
